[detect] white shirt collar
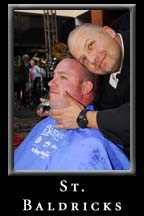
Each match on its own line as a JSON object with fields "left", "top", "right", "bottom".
{"left": 117, "top": 33, "right": 124, "bottom": 74}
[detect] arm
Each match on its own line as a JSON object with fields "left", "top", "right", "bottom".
{"left": 97, "top": 103, "right": 130, "bottom": 158}
{"left": 81, "top": 103, "right": 130, "bottom": 142}
{"left": 49, "top": 92, "right": 130, "bottom": 144}
{"left": 86, "top": 110, "right": 99, "bottom": 128}
{"left": 49, "top": 92, "right": 130, "bottom": 157}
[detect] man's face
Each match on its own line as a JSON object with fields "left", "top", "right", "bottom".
{"left": 69, "top": 27, "right": 121, "bottom": 75}
{"left": 48, "top": 59, "right": 84, "bottom": 109}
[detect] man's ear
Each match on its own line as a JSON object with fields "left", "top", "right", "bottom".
{"left": 102, "top": 26, "right": 117, "bottom": 39}
{"left": 82, "top": 81, "right": 94, "bottom": 95}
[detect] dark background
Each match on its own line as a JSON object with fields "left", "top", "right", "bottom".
{"left": 14, "top": 10, "right": 129, "bottom": 56}
{"left": 14, "top": 12, "right": 75, "bottom": 55}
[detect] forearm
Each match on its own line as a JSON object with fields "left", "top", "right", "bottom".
{"left": 96, "top": 104, "right": 130, "bottom": 158}
{"left": 86, "top": 111, "right": 99, "bottom": 129}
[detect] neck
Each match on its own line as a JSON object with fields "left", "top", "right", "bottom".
{"left": 81, "top": 94, "right": 94, "bottom": 107}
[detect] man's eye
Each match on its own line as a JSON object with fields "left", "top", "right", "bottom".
{"left": 88, "top": 43, "right": 93, "bottom": 50}
{"left": 60, "top": 75, "right": 67, "bottom": 79}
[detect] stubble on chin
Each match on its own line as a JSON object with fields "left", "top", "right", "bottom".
{"left": 49, "top": 100, "right": 67, "bottom": 109}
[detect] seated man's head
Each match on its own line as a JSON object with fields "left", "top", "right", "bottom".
{"left": 48, "top": 58, "right": 99, "bottom": 109}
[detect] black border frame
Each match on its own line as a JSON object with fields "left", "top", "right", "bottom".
{"left": 8, "top": 4, "right": 136, "bottom": 176}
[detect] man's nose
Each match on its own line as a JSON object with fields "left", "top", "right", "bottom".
{"left": 86, "top": 53, "right": 96, "bottom": 65}
{"left": 48, "top": 77, "right": 57, "bottom": 87}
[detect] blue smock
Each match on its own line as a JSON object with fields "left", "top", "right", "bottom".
{"left": 14, "top": 104, "right": 130, "bottom": 170}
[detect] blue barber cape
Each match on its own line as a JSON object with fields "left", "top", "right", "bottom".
{"left": 14, "top": 105, "right": 130, "bottom": 170}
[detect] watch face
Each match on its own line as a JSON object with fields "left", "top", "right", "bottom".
{"left": 77, "top": 110, "right": 88, "bottom": 128}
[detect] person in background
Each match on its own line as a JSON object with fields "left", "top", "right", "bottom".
{"left": 14, "top": 54, "right": 30, "bottom": 107}
{"left": 14, "top": 58, "right": 129, "bottom": 170}
{"left": 29, "top": 59, "right": 44, "bottom": 106}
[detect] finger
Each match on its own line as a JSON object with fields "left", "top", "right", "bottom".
{"left": 42, "top": 111, "right": 49, "bottom": 116}
{"left": 64, "top": 91, "right": 77, "bottom": 104}
{"left": 64, "top": 91, "right": 84, "bottom": 107}
{"left": 38, "top": 107, "right": 44, "bottom": 112}
{"left": 49, "top": 109, "right": 63, "bottom": 116}
{"left": 37, "top": 108, "right": 44, "bottom": 116}
{"left": 37, "top": 107, "right": 49, "bottom": 114}
{"left": 40, "top": 98, "right": 48, "bottom": 103}
{"left": 54, "top": 124, "right": 64, "bottom": 129}
{"left": 49, "top": 113, "right": 63, "bottom": 122}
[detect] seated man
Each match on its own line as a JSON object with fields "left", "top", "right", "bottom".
{"left": 14, "top": 58, "right": 130, "bottom": 170}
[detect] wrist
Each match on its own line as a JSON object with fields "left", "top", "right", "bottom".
{"left": 86, "top": 111, "right": 98, "bottom": 128}
{"left": 76, "top": 109, "right": 89, "bottom": 128}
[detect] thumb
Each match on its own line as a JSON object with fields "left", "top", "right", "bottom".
{"left": 64, "top": 91, "right": 78, "bottom": 105}
{"left": 64, "top": 91, "right": 84, "bottom": 107}
{"left": 40, "top": 98, "right": 48, "bottom": 103}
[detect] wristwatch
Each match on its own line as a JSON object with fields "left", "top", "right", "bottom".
{"left": 76, "top": 109, "right": 89, "bottom": 128}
